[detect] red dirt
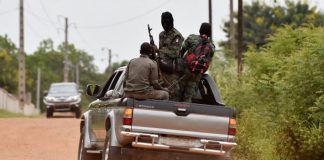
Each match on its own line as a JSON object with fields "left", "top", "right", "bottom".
{"left": 0, "top": 116, "right": 80, "bottom": 160}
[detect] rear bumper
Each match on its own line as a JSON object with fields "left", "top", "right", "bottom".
{"left": 121, "top": 131, "right": 236, "bottom": 156}
{"left": 120, "top": 146, "right": 230, "bottom": 160}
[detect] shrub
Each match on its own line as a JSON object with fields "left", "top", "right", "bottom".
{"left": 211, "top": 26, "right": 324, "bottom": 160}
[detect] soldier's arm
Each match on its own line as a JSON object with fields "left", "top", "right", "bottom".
{"left": 159, "top": 32, "right": 163, "bottom": 48}
{"left": 180, "top": 36, "right": 191, "bottom": 57}
{"left": 210, "top": 43, "right": 216, "bottom": 58}
{"left": 123, "top": 61, "right": 131, "bottom": 87}
{"left": 150, "top": 62, "right": 167, "bottom": 91}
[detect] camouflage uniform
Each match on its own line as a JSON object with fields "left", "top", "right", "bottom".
{"left": 159, "top": 28, "right": 184, "bottom": 101}
{"left": 124, "top": 55, "right": 169, "bottom": 100}
{"left": 180, "top": 34, "right": 215, "bottom": 102}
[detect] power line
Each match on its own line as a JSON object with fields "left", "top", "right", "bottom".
{"left": 78, "top": 0, "right": 171, "bottom": 29}
{"left": 24, "top": 0, "right": 62, "bottom": 42}
{"left": 26, "top": 20, "right": 43, "bottom": 39}
{"left": 38, "top": 0, "right": 61, "bottom": 40}
{"left": 39, "top": 0, "right": 59, "bottom": 28}
{"left": 73, "top": 27, "right": 98, "bottom": 54}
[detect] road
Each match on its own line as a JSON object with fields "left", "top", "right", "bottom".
{"left": 0, "top": 115, "right": 80, "bottom": 160}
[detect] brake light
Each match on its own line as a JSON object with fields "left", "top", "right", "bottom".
{"left": 228, "top": 118, "right": 237, "bottom": 136}
{"left": 123, "top": 108, "right": 133, "bottom": 125}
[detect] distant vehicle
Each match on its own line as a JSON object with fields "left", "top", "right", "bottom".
{"left": 43, "top": 82, "right": 82, "bottom": 118}
{"left": 78, "top": 66, "right": 237, "bottom": 160}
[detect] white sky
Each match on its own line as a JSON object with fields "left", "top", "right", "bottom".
{"left": 0, "top": 0, "right": 323, "bottom": 73}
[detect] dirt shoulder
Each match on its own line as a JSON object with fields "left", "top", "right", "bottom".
{"left": 0, "top": 117, "right": 80, "bottom": 160}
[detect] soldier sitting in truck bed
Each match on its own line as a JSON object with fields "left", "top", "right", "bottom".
{"left": 123, "top": 42, "right": 169, "bottom": 100}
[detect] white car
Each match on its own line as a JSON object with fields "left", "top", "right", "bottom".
{"left": 43, "top": 82, "right": 82, "bottom": 118}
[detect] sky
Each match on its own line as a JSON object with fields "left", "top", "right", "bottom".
{"left": 1, "top": 0, "right": 324, "bottom": 73}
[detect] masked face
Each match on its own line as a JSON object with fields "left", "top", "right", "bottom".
{"left": 162, "top": 18, "right": 173, "bottom": 32}
{"left": 161, "top": 12, "right": 174, "bottom": 32}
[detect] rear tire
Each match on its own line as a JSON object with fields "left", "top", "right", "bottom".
{"left": 102, "top": 133, "right": 110, "bottom": 160}
{"left": 102, "top": 130, "right": 122, "bottom": 160}
{"left": 46, "top": 107, "right": 53, "bottom": 118}
{"left": 78, "top": 127, "right": 101, "bottom": 160}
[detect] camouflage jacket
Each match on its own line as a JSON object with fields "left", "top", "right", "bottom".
{"left": 180, "top": 34, "right": 216, "bottom": 58}
{"left": 159, "top": 28, "right": 184, "bottom": 59}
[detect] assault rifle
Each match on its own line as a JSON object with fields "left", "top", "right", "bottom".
{"left": 147, "top": 24, "right": 155, "bottom": 46}
{"left": 147, "top": 24, "right": 157, "bottom": 60}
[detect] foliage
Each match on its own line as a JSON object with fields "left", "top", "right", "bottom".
{"left": 220, "top": 0, "right": 324, "bottom": 57}
{"left": 104, "top": 60, "right": 129, "bottom": 76}
{"left": 26, "top": 39, "right": 107, "bottom": 111}
{"left": 211, "top": 26, "right": 324, "bottom": 160}
{"left": 0, "top": 35, "right": 18, "bottom": 94}
{"left": 0, "top": 109, "right": 24, "bottom": 118}
{"left": 0, "top": 35, "right": 109, "bottom": 112}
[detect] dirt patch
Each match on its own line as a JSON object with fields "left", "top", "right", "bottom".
{"left": 0, "top": 116, "right": 80, "bottom": 160}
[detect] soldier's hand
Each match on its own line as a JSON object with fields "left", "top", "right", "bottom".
{"left": 162, "top": 87, "right": 169, "bottom": 92}
{"left": 151, "top": 44, "right": 158, "bottom": 53}
{"left": 150, "top": 39, "right": 155, "bottom": 45}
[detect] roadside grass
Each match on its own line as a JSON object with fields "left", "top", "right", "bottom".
{"left": 0, "top": 108, "right": 25, "bottom": 118}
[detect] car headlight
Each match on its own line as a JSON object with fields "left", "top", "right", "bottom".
{"left": 45, "top": 97, "right": 55, "bottom": 102}
{"left": 67, "top": 96, "right": 80, "bottom": 101}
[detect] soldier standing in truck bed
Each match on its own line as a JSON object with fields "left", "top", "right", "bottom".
{"left": 179, "top": 23, "right": 215, "bottom": 102}
{"left": 157, "top": 11, "right": 184, "bottom": 101}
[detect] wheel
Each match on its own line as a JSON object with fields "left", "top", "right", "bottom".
{"left": 75, "top": 107, "right": 82, "bottom": 119}
{"left": 46, "top": 107, "right": 53, "bottom": 118}
{"left": 78, "top": 127, "right": 101, "bottom": 160}
{"left": 102, "top": 131, "right": 122, "bottom": 160}
{"left": 102, "top": 131, "right": 111, "bottom": 160}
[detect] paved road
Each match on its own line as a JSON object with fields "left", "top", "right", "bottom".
{"left": 0, "top": 115, "right": 80, "bottom": 160}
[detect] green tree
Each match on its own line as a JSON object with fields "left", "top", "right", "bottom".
{"left": 105, "top": 60, "right": 129, "bottom": 75}
{"left": 212, "top": 26, "right": 324, "bottom": 160}
{"left": 26, "top": 39, "right": 107, "bottom": 111}
{"left": 221, "top": 0, "right": 324, "bottom": 57}
{"left": 0, "top": 35, "right": 18, "bottom": 93}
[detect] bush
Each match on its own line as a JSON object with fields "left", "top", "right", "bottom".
{"left": 211, "top": 26, "right": 324, "bottom": 160}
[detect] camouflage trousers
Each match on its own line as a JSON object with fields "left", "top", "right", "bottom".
{"left": 161, "top": 72, "right": 181, "bottom": 101}
{"left": 179, "top": 68, "right": 201, "bottom": 103}
{"left": 124, "top": 89, "right": 169, "bottom": 100}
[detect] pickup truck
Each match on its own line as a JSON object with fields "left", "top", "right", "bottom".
{"left": 78, "top": 66, "right": 237, "bottom": 160}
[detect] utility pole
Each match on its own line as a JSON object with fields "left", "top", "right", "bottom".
{"left": 102, "top": 48, "right": 114, "bottom": 74}
{"left": 230, "top": 0, "right": 236, "bottom": 56}
{"left": 63, "top": 17, "right": 69, "bottom": 82}
{"left": 36, "top": 68, "right": 41, "bottom": 110}
{"left": 208, "top": 0, "right": 213, "bottom": 41}
{"left": 108, "top": 49, "right": 112, "bottom": 74}
{"left": 18, "top": 0, "right": 26, "bottom": 108}
{"left": 76, "top": 62, "right": 79, "bottom": 86}
{"left": 237, "top": 0, "right": 243, "bottom": 77}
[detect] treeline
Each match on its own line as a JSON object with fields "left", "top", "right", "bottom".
{"left": 210, "top": 1, "right": 324, "bottom": 159}
{"left": 0, "top": 37, "right": 126, "bottom": 111}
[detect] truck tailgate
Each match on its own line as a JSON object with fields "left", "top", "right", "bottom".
{"left": 130, "top": 100, "right": 233, "bottom": 141}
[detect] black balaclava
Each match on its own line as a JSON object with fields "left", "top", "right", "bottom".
{"left": 161, "top": 12, "right": 174, "bottom": 32}
{"left": 140, "top": 42, "right": 153, "bottom": 55}
{"left": 199, "top": 22, "right": 211, "bottom": 37}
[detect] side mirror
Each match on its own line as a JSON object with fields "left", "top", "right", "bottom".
{"left": 43, "top": 90, "right": 48, "bottom": 96}
{"left": 86, "top": 84, "right": 101, "bottom": 97}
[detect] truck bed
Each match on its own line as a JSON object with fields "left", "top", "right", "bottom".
{"left": 130, "top": 99, "right": 235, "bottom": 141}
